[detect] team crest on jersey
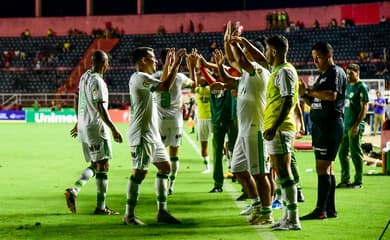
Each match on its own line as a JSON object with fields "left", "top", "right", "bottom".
{"left": 92, "top": 89, "right": 98, "bottom": 100}
{"left": 318, "top": 77, "right": 327, "bottom": 85}
{"left": 143, "top": 80, "right": 150, "bottom": 88}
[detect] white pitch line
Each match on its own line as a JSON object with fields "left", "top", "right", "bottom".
{"left": 183, "top": 131, "right": 278, "bottom": 240}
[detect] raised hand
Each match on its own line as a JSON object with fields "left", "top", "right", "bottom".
{"left": 186, "top": 48, "right": 198, "bottom": 70}
{"left": 213, "top": 49, "right": 225, "bottom": 66}
{"left": 174, "top": 48, "right": 186, "bottom": 66}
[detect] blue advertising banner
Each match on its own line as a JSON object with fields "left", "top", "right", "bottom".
{"left": 0, "top": 110, "right": 26, "bottom": 122}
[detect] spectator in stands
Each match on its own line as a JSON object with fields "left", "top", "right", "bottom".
{"left": 189, "top": 20, "right": 195, "bottom": 33}
{"left": 32, "top": 100, "right": 40, "bottom": 111}
{"left": 3, "top": 51, "right": 13, "bottom": 68}
{"left": 179, "top": 24, "right": 184, "bottom": 34}
{"left": 328, "top": 18, "right": 338, "bottom": 29}
{"left": 313, "top": 19, "right": 320, "bottom": 29}
{"left": 21, "top": 28, "right": 31, "bottom": 39}
{"left": 380, "top": 16, "right": 389, "bottom": 25}
{"left": 157, "top": 26, "right": 166, "bottom": 35}
{"left": 209, "top": 42, "right": 218, "bottom": 53}
{"left": 371, "top": 91, "right": 386, "bottom": 135}
{"left": 63, "top": 42, "right": 71, "bottom": 53}
{"left": 47, "top": 28, "right": 56, "bottom": 37}
{"left": 51, "top": 100, "right": 62, "bottom": 111}
{"left": 198, "top": 22, "right": 204, "bottom": 33}
{"left": 266, "top": 12, "right": 273, "bottom": 29}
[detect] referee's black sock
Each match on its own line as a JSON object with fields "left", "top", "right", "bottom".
{"left": 316, "top": 175, "right": 331, "bottom": 213}
{"left": 327, "top": 175, "right": 336, "bottom": 213}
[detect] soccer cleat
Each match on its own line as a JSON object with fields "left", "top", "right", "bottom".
{"left": 300, "top": 209, "right": 327, "bottom": 220}
{"left": 224, "top": 171, "right": 234, "bottom": 179}
{"left": 94, "top": 206, "right": 120, "bottom": 215}
{"left": 157, "top": 210, "right": 181, "bottom": 224}
{"left": 236, "top": 192, "right": 248, "bottom": 201}
{"left": 327, "top": 211, "right": 337, "bottom": 218}
{"left": 201, "top": 168, "right": 210, "bottom": 174}
{"left": 336, "top": 182, "right": 352, "bottom": 188}
{"left": 240, "top": 205, "right": 253, "bottom": 216}
{"left": 250, "top": 214, "right": 274, "bottom": 225}
{"left": 122, "top": 216, "right": 145, "bottom": 226}
{"left": 272, "top": 219, "right": 302, "bottom": 231}
{"left": 208, "top": 187, "right": 223, "bottom": 193}
{"left": 297, "top": 189, "right": 305, "bottom": 202}
{"left": 64, "top": 188, "right": 76, "bottom": 214}
{"left": 272, "top": 217, "right": 287, "bottom": 229}
{"left": 168, "top": 188, "right": 174, "bottom": 195}
{"left": 351, "top": 183, "right": 363, "bottom": 189}
{"left": 272, "top": 200, "right": 283, "bottom": 210}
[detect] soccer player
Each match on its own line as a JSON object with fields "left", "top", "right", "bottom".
{"left": 211, "top": 34, "right": 274, "bottom": 225}
{"left": 123, "top": 47, "right": 185, "bottom": 225}
{"left": 65, "top": 50, "right": 123, "bottom": 215}
{"left": 197, "top": 54, "right": 238, "bottom": 193}
{"left": 338, "top": 63, "right": 369, "bottom": 189}
{"left": 299, "top": 41, "right": 347, "bottom": 220}
{"left": 263, "top": 35, "right": 301, "bottom": 230}
{"left": 186, "top": 49, "right": 213, "bottom": 173}
{"left": 155, "top": 48, "right": 193, "bottom": 195}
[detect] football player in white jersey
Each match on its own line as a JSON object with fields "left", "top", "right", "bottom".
{"left": 123, "top": 47, "right": 186, "bottom": 225}
{"left": 211, "top": 32, "right": 274, "bottom": 226}
{"left": 65, "top": 50, "right": 123, "bottom": 215}
{"left": 154, "top": 48, "right": 193, "bottom": 195}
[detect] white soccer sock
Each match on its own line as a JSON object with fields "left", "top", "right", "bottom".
{"left": 284, "top": 184, "right": 298, "bottom": 222}
{"left": 72, "top": 167, "right": 95, "bottom": 195}
{"left": 169, "top": 158, "right": 179, "bottom": 190}
{"left": 155, "top": 174, "right": 168, "bottom": 211}
{"left": 95, "top": 171, "right": 108, "bottom": 210}
{"left": 125, "top": 177, "right": 140, "bottom": 217}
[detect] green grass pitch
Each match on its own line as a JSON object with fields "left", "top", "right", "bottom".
{"left": 0, "top": 122, "right": 389, "bottom": 240}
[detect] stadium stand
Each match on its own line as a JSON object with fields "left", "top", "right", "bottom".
{"left": 0, "top": 23, "right": 389, "bottom": 107}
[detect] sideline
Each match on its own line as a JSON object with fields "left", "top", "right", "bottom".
{"left": 183, "top": 131, "right": 278, "bottom": 240}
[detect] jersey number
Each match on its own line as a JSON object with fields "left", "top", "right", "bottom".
{"left": 160, "top": 92, "right": 171, "bottom": 108}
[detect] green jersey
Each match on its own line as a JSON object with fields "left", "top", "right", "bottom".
{"left": 344, "top": 81, "right": 369, "bottom": 130}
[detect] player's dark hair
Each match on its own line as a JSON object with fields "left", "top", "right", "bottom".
{"left": 92, "top": 50, "right": 107, "bottom": 68}
{"left": 132, "top": 47, "right": 153, "bottom": 65}
{"left": 265, "top": 35, "right": 288, "bottom": 53}
{"left": 312, "top": 41, "right": 334, "bottom": 57}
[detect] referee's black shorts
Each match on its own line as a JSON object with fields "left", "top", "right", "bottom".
{"left": 311, "top": 118, "right": 344, "bottom": 161}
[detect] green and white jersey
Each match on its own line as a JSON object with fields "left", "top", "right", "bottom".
{"left": 77, "top": 70, "right": 110, "bottom": 144}
{"left": 154, "top": 71, "right": 192, "bottom": 121}
{"left": 344, "top": 81, "right": 369, "bottom": 130}
{"left": 127, "top": 71, "right": 161, "bottom": 146}
{"left": 264, "top": 62, "right": 299, "bottom": 132}
{"left": 238, "top": 62, "right": 270, "bottom": 137}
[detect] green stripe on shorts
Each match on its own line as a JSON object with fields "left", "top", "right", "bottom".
{"left": 258, "top": 131, "right": 265, "bottom": 174}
